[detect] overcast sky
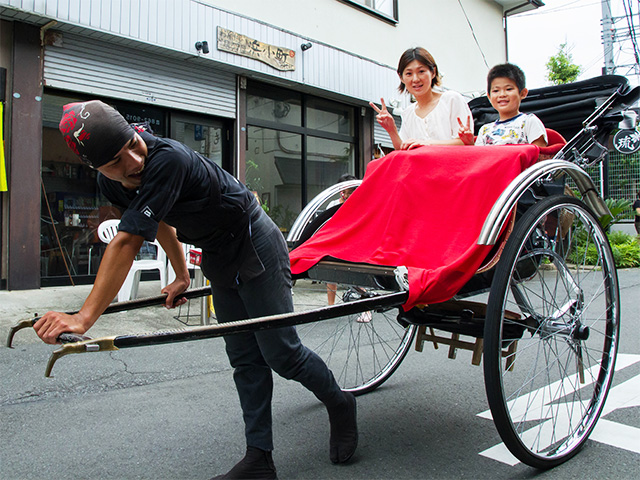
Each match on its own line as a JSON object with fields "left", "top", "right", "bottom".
{"left": 506, "top": 0, "right": 639, "bottom": 89}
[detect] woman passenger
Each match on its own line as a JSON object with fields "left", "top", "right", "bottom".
{"left": 370, "top": 47, "right": 473, "bottom": 150}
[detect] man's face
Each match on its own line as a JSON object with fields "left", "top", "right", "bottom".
{"left": 97, "top": 133, "right": 148, "bottom": 189}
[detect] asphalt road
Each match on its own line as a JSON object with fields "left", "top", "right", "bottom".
{"left": 1, "top": 270, "right": 638, "bottom": 479}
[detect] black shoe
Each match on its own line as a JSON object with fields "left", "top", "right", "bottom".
{"left": 211, "top": 447, "right": 278, "bottom": 480}
{"left": 327, "top": 392, "right": 358, "bottom": 464}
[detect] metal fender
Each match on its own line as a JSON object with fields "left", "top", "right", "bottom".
{"left": 477, "top": 159, "right": 610, "bottom": 246}
{"left": 287, "top": 179, "right": 362, "bottom": 244}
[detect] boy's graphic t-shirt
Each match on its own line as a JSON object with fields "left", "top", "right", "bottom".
{"left": 476, "top": 113, "right": 547, "bottom": 145}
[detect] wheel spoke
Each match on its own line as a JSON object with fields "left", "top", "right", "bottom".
{"left": 294, "top": 280, "right": 415, "bottom": 394}
{"left": 484, "top": 196, "right": 619, "bottom": 468}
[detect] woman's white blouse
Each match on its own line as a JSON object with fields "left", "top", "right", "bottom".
{"left": 399, "top": 90, "right": 472, "bottom": 142}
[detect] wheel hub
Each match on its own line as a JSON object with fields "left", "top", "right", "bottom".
{"left": 572, "top": 323, "right": 590, "bottom": 341}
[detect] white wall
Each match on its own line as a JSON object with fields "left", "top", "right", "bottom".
{"left": 0, "top": 0, "right": 507, "bottom": 101}
{"left": 201, "top": 0, "right": 507, "bottom": 95}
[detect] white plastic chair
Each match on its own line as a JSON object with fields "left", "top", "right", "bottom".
{"left": 167, "top": 243, "right": 213, "bottom": 324}
{"left": 97, "top": 219, "right": 168, "bottom": 302}
{"left": 167, "top": 243, "right": 201, "bottom": 284}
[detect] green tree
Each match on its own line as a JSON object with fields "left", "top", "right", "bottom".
{"left": 546, "top": 43, "right": 581, "bottom": 85}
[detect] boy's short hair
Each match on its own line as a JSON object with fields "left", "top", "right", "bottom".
{"left": 487, "top": 63, "right": 526, "bottom": 92}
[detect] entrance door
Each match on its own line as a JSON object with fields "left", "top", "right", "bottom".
{"left": 170, "top": 114, "right": 231, "bottom": 172}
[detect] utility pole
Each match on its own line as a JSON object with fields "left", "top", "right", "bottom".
{"left": 601, "top": 0, "right": 615, "bottom": 75}
{"left": 600, "top": 0, "right": 640, "bottom": 78}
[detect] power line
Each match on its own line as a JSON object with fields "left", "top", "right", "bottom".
{"left": 457, "top": 0, "right": 489, "bottom": 69}
{"left": 602, "top": 0, "right": 639, "bottom": 76}
{"left": 514, "top": 0, "right": 601, "bottom": 18}
{"left": 621, "top": 0, "right": 639, "bottom": 64}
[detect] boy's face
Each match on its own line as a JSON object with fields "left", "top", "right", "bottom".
{"left": 488, "top": 77, "right": 528, "bottom": 120}
{"left": 97, "top": 133, "right": 148, "bottom": 189}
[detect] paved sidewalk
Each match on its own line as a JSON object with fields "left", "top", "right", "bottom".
{"left": 0, "top": 278, "right": 332, "bottom": 347}
{"left": 0, "top": 281, "right": 198, "bottom": 347}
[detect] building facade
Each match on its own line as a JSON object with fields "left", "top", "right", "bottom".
{"left": 0, "top": 0, "right": 541, "bottom": 289}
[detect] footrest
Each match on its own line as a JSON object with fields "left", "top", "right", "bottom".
{"left": 409, "top": 299, "right": 521, "bottom": 368}
{"left": 305, "top": 260, "right": 400, "bottom": 290}
{"left": 415, "top": 326, "right": 485, "bottom": 365}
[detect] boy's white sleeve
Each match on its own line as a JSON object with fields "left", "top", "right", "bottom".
{"left": 525, "top": 114, "right": 547, "bottom": 143}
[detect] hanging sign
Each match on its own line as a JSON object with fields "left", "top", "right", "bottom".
{"left": 217, "top": 27, "right": 295, "bottom": 72}
{"left": 613, "top": 129, "right": 640, "bottom": 154}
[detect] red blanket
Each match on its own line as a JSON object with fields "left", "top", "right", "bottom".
{"left": 290, "top": 145, "right": 541, "bottom": 310}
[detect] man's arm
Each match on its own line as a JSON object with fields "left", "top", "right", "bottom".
{"left": 155, "top": 221, "right": 191, "bottom": 308}
{"left": 34, "top": 231, "right": 144, "bottom": 344}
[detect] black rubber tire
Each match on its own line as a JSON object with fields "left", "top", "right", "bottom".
{"left": 292, "top": 203, "right": 416, "bottom": 395}
{"left": 484, "top": 195, "right": 619, "bottom": 468}
{"left": 295, "top": 283, "right": 417, "bottom": 395}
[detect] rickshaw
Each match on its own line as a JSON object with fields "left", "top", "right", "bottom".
{"left": 7, "top": 75, "right": 639, "bottom": 470}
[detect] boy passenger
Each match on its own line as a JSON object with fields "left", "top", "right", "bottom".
{"left": 458, "top": 63, "right": 547, "bottom": 147}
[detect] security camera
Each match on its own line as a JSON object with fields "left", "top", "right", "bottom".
{"left": 195, "top": 41, "right": 210, "bottom": 54}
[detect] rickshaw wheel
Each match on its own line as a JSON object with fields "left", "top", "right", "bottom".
{"left": 294, "top": 282, "right": 417, "bottom": 395}
{"left": 484, "top": 195, "right": 619, "bottom": 468}
{"left": 291, "top": 202, "right": 416, "bottom": 395}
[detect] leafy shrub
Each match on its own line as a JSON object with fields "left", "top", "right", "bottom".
{"left": 608, "top": 231, "right": 640, "bottom": 268}
{"left": 599, "top": 198, "right": 633, "bottom": 230}
{"left": 572, "top": 230, "right": 640, "bottom": 268}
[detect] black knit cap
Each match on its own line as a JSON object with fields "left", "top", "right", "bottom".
{"left": 59, "top": 100, "right": 134, "bottom": 168}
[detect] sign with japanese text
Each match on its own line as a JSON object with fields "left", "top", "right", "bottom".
{"left": 217, "top": 27, "right": 295, "bottom": 72}
{"left": 613, "top": 129, "right": 640, "bottom": 154}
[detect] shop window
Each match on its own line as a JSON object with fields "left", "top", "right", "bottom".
{"left": 246, "top": 126, "right": 302, "bottom": 232}
{"left": 40, "top": 93, "right": 168, "bottom": 284}
{"left": 306, "top": 136, "right": 355, "bottom": 201}
{"left": 170, "top": 113, "right": 227, "bottom": 169}
{"left": 40, "top": 93, "right": 231, "bottom": 284}
{"left": 340, "top": 0, "right": 398, "bottom": 22}
{"left": 41, "top": 94, "right": 116, "bottom": 282}
{"left": 247, "top": 90, "right": 302, "bottom": 127}
{"left": 306, "top": 97, "right": 355, "bottom": 136}
{"left": 246, "top": 83, "right": 357, "bottom": 233}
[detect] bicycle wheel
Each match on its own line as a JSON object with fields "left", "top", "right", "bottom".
{"left": 484, "top": 195, "right": 619, "bottom": 468}
{"left": 294, "top": 280, "right": 416, "bottom": 395}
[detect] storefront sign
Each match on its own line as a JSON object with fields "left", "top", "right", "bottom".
{"left": 217, "top": 27, "right": 295, "bottom": 72}
{"left": 613, "top": 129, "right": 640, "bottom": 154}
{"left": 114, "top": 103, "right": 166, "bottom": 136}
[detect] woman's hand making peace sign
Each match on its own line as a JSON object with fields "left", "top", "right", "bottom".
{"left": 369, "top": 98, "right": 398, "bottom": 134}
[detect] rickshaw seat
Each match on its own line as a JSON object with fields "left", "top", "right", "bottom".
{"left": 538, "top": 128, "right": 567, "bottom": 159}
{"left": 545, "top": 128, "right": 566, "bottom": 145}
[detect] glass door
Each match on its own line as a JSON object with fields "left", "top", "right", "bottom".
{"left": 170, "top": 113, "right": 230, "bottom": 171}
